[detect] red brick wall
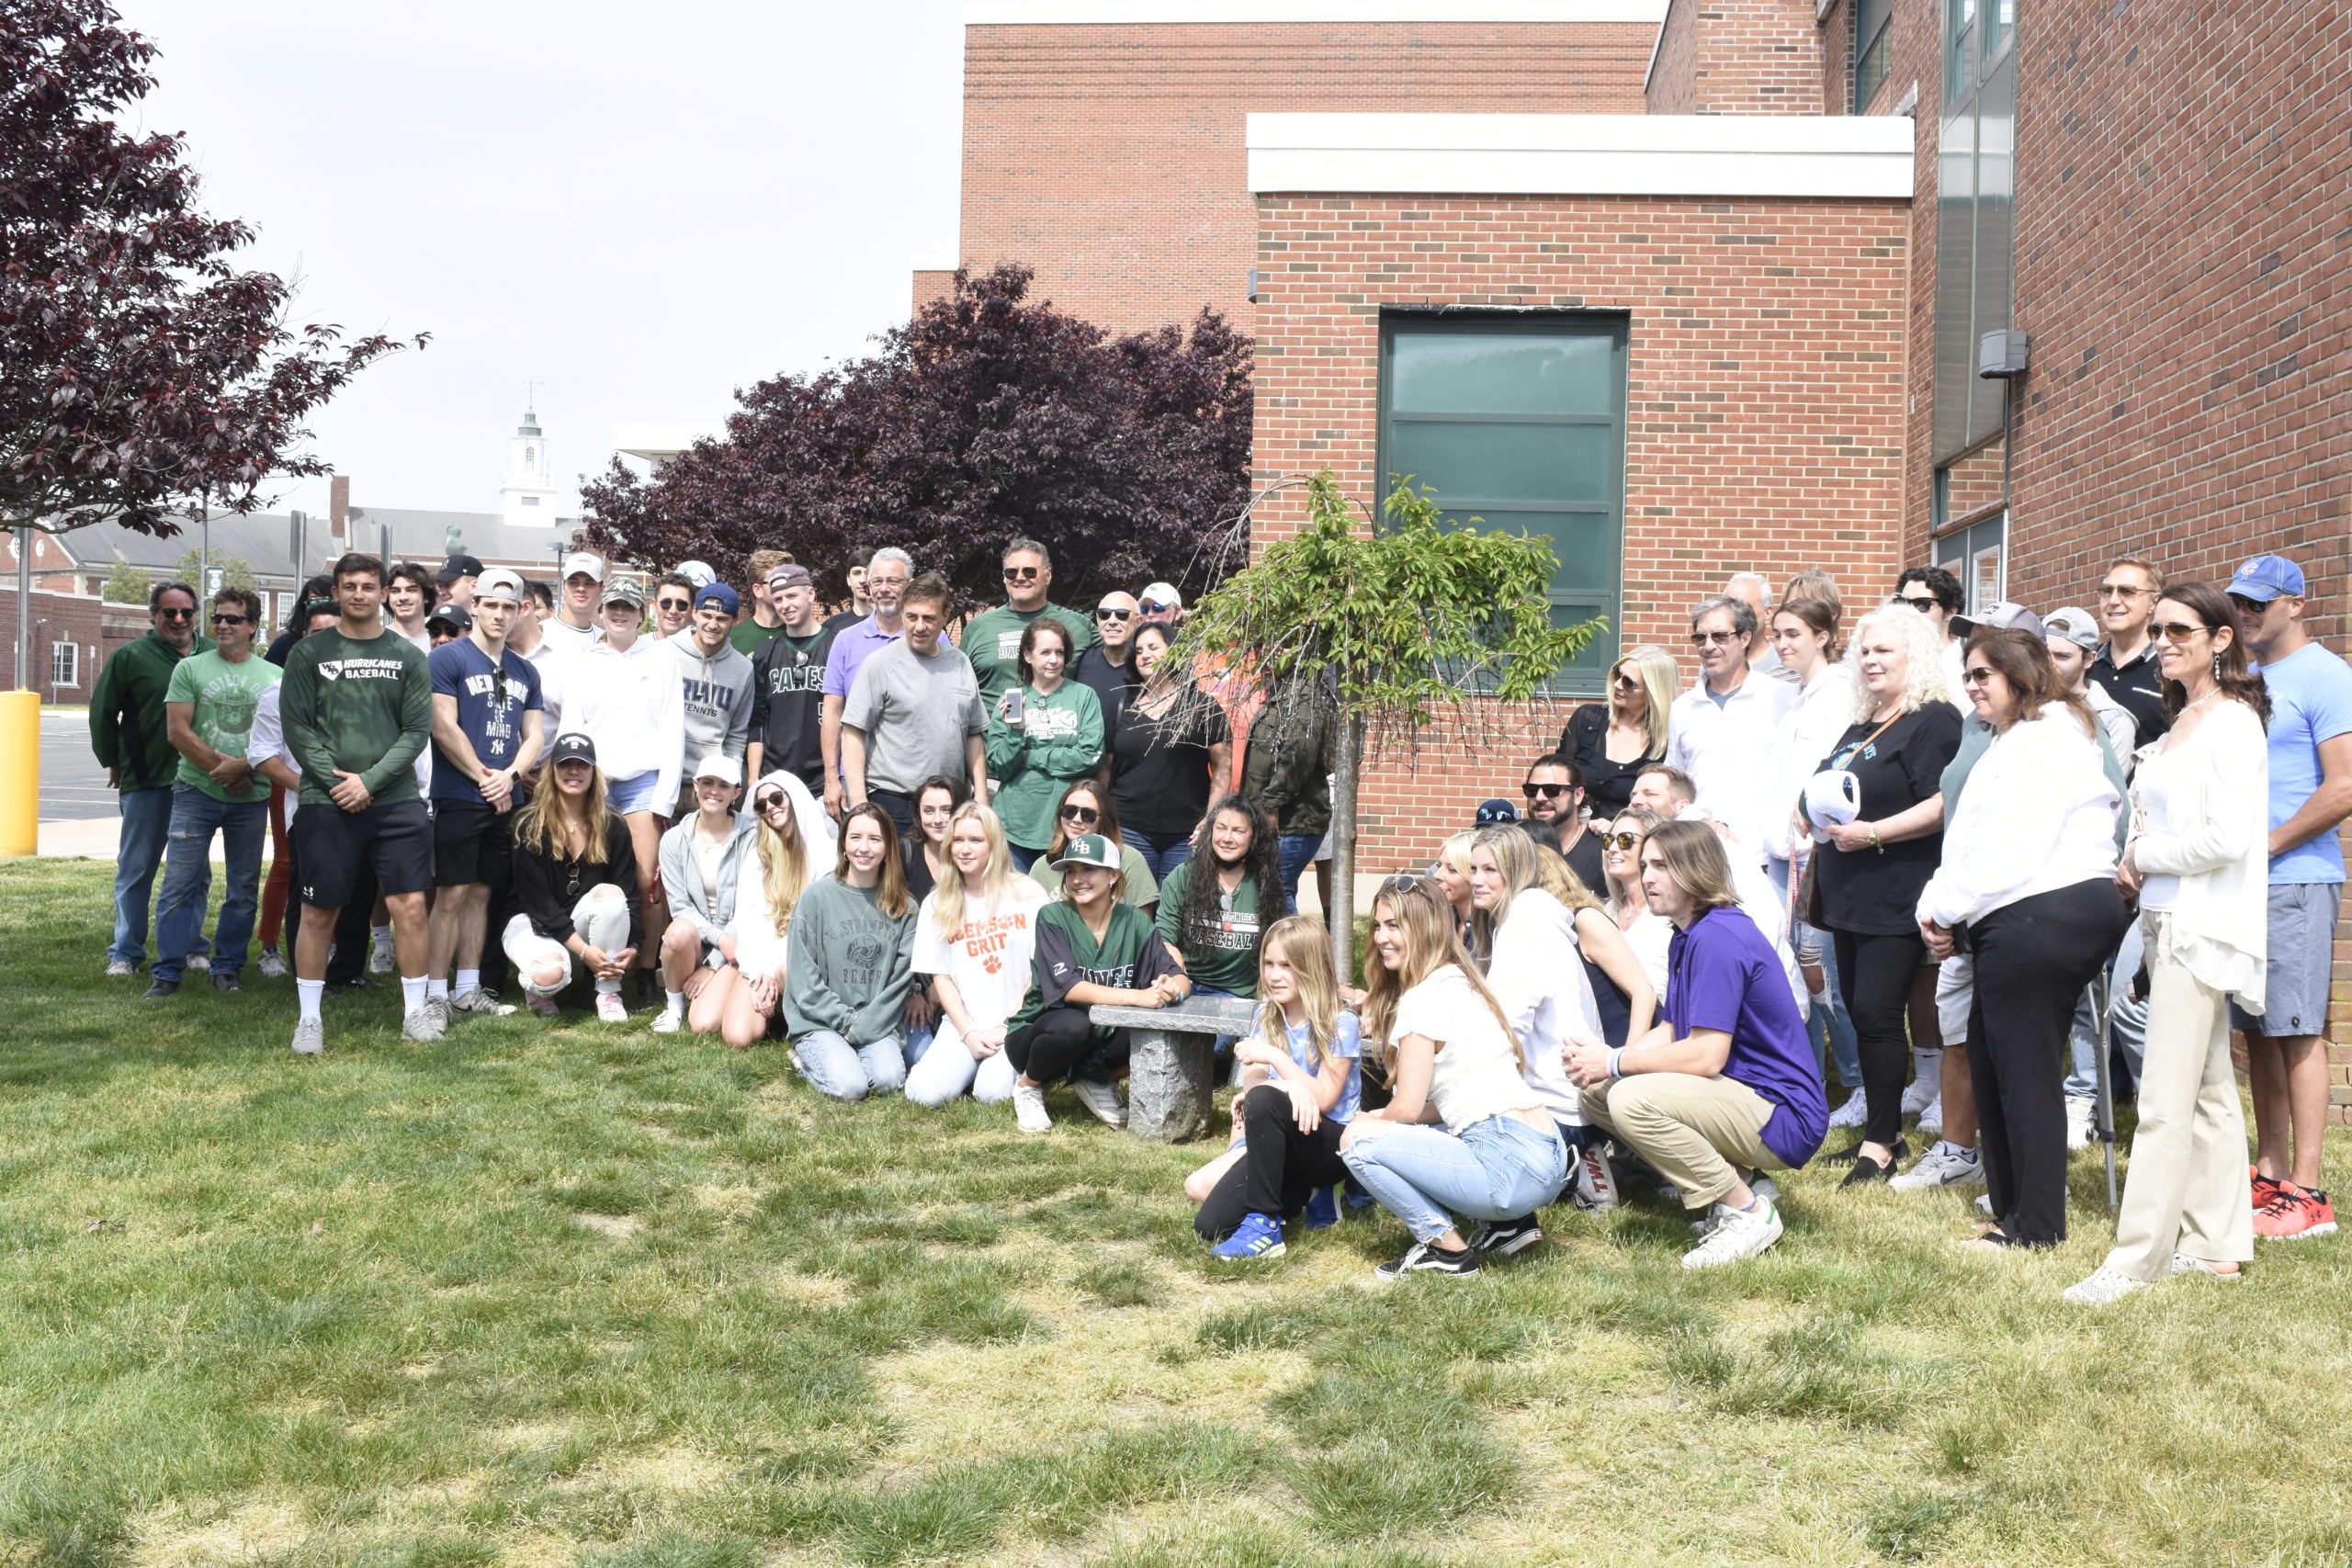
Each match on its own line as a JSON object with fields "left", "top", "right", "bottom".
{"left": 911, "top": 269, "right": 956, "bottom": 313}
{"left": 1644, "top": 0, "right": 1830, "bottom": 115}
{"left": 1251, "top": 191, "right": 1910, "bottom": 869}
{"left": 960, "top": 21, "right": 1659, "bottom": 335}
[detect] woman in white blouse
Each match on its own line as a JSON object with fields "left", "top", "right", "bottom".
{"left": 1917, "top": 630, "right": 2128, "bottom": 1251}
{"left": 1600, "top": 807, "right": 1675, "bottom": 999}
{"left": 1769, "top": 596, "right": 1864, "bottom": 1111}
{"left": 2066, "top": 582, "right": 2271, "bottom": 1304}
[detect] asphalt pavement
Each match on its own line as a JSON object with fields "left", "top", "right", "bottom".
{"left": 40, "top": 712, "right": 117, "bottom": 821}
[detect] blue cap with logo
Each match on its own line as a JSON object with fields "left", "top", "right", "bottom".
{"left": 694, "top": 581, "right": 741, "bottom": 616}
{"left": 2226, "top": 554, "right": 2306, "bottom": 604}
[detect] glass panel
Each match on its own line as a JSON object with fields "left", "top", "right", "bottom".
{"left": 1388, "top": 333, "right": 1617, "bottom": 417}
{"left": 1388, "top": 421, "right": 1616, "bottom": 507}
{"left": 1932, "top": 107, "right": 1978, "bottom": 461}
{"left": 1966, "top": 48, "right": 2016, "bottom": 451}
{"left": 1984, "top": 0, "right": 2013, "bottom": 61}
{"left": 1855, "top": 0, "right": 1895, "bottom": 110}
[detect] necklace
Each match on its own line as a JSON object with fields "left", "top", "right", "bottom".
{"left": 2181, "top": 687, "right": 2223, "bottom": 716}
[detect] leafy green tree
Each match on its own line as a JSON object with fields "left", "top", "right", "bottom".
{"left": 1174, "top": 471, "right": 1601, "bottom": 980}
{"left": 172, "top": 548, "right": 254, "bottom": 594}
{"left": 98, "top": 558, "right": 147, "bottom": 604}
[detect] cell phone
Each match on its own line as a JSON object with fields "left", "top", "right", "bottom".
{"left": 1003, "top": 688, "right": 1024, "bottom": 722}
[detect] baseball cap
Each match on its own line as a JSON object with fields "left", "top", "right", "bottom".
{"left": 561, "top": 551, "right": 605, "bottom": 583}
{"left": 694, "top": 582, "right": 741, "bottom": 617}
{"left": 548, "top": 732, "right": 597, "bottom": 768}
{"left": 1052, "top": 832, "right": 1124, "bottom": 872}
{"left": 435, "top": 552, "right": 485, "bottom": 584}
{"left": 1475, "top": 797, "right": 1520, "bottom": 827}
{"left": 2042, "top": 605, "right": 2101, "bottom": 651}
{"left": 675, "top": 559, "right": 717, "bottom": 590}
{"left": 2226, "top": 554, "right": 2306, "bottom": 604}
{"left": 1951, "top": 601, "right": 2047, "bottom": 640}
{"left": 691, "top": 754, "right": 743, "bottom": 786}
{"left": 473, "top": 568, "right": 525, "bottom": 604}
{"left": 601, "top": 577, "right": 647, "bottom": 609}
{"left": 425, "top": 603, "right": 472, "bottom": 634}
{"left": 768, "top": 563, "right": 814, "bottom": 591}
{"left": 1139, "top": 581, "right": 1183, "bottom": 612}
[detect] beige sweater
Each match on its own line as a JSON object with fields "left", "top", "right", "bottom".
{"left": 2127, "top": 698, "right": 2269, "bottom": 1010}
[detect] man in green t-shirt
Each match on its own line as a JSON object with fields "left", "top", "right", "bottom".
{"left": 956, "top": 537, "right": 1098, "bottom": 705}
{"left": 145, "top": 587, "right": 281, "bottom": 998}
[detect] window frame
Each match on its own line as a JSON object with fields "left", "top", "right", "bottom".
{"left": 49, "top": 639, "right": 79, "bottom": 689}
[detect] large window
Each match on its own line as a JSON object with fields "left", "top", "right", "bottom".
{"left": 1932, "top": 0, "right": 2017, "bottom": 463}
{"left": 1934, "top": 513, "right": 2007, "bottom": 615}
{"left": 1377, "top": 314, "right": 1628, "bottom": 694}
{"left": 1854, "top": 0, "right": 1895, "bottom": 111}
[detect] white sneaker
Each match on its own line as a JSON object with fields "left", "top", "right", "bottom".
{"left": 1917, "top": 1094, "right": 1944, "bottom": 1137}
{"left": 2062, "top": 1264, "right": 2149, "bottom": 1306}
{"left": 1681, "top": 1199, "right": 1782, "bottom": 1269}
{"left": 1828, "top": 1089, "right": 1869, "bottom": 1130}
{"left": 1890, "top": 1143, "right": 1984, "bottom": 1191}
{"left": 1903, "top": 1055, "right": 1940, "bottom": 1115}
{"left": 449, "top": 987, "right": 500, "bottom": 1016}
{"left": 1012, "top": 1081, "right": 1052, "bottom": 1134}
{"left": 650, "top": 1008, "right": 684, "bottom": 1035}
{"left": 2064, "top": 1095, "right": 2097, "bottom": 1149}
{"left": 290, "top": 1018, "right": 325, "bottom": 1056}
{"left": 1071, "top": 1077, "right": 1127, "bottom": 1127}
{"left": 594, "top": 992, "right": 629, "bottom": 1024}
{"left": 256, "top": 946, "right": 289, "bottom": 979}
{"left": 402, "top": 1006, "right": 446, "bottom": 1043}
{"left": 105, "top": 958, "right": 136, "bottom": 977}
{"left": 186, "top": 953, "right": 211, "bottom": 976}
{"left": 1976, "top": 1192, "right": 1995, "bottom": 1215}
{"left": 1570, "top": 1145, "right": 1620, "bottom": 1212}
{"left": 2165, "top": 1252, "right": 2242, "bottom": 1282}
{"left": 420, "top": 994, "right": 453, "bottom": 1034}
{"left": 368, "top": 942, "right": 394, "bottom": 976}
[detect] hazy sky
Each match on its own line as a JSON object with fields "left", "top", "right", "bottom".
{"left": 131, "top": 0, "right": 967, "bottom": 519}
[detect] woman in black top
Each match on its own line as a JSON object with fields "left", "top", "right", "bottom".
{"left": 506, "top": 734, "right": 647, "bottom": 1022}
{"left": 899, "top": 774, "right": 967, "bottom": 906}
{"left": 1559, "top": 643, "right": 1676, "bottom": 818}
{"left": 1809, "top": 606, "right": 1964, "bottom": 1183}
{"left": 1107, "top": 622, "right": 1232, "bottom": 883}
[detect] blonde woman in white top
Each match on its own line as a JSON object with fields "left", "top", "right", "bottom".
{"left": 904, "top": 802, "right": 1049, "bottom": 1109}
{"left": 2067, "top": 582, "right": 2271, "bottom": 1304}
{"left": 1338, "top": 876, "right": 1568, "bottom": 1280}
{"left": 727, "top": 770, "right": 819, "bottom": 1048}
{"left": 1600, "top": 807, "right": 1675, "bottom": 998}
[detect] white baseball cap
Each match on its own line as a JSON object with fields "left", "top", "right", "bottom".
{"left": 692, "top": 754, "right": 743, "bottom": 786}
{"left": 1139, "top": 581, "right": 1183, "bottom": 611}
{"left": 560, "top": 551, "right": 605, "bottom": 583}
{"left": 473, "top": 568, "right": 525, "bottom": 604}
{"left": 675, "top": 559, "right": 717, "bottom": 590}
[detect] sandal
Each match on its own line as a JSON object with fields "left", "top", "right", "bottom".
{"left": 1837, "top": 1139, "right": 1909, "bottom": 1190}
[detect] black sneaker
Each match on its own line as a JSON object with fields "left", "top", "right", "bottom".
{"left": 211, "top": 973, "right": 243, "bottom": 993}
{"left": 1374, "top": 1240, "right": 1481, "bottom": 1281}
{"left": 141, "top": 978, "right": 179, "bottom": 1000}
{"left": 1471, "top": 1214, "right": 1544, "bottom": 1257}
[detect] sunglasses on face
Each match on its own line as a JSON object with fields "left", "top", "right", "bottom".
{"left": 755, "top": 793, "right": 789, "bottom": 812}
{"left": 211, "top": 612, "right": 250, "bottom": 626}
{"left": 1600, "top": 831, "right": 1643, "bottom": 851}
{"left": 657, "top": 597, "right": 692, "bottom": 613}
{"left": 2227, "top": 594, "right": 2266, "bottom": 616}
{"left": 2098, "top": 582, "right": 2154, "bottom": 600}
{"left": 1962, "top": 666, "right": 1998, "bottom": 686}
{"left": 1095, "top": 607, "right": 1131, "bottom": 621}
{"left": 1897, "top": 595, "right": 1940, "bottom": 612}
{"left": 2154, "top": 620, "right": 2211, "bottom": 643}
{"left": 1058, "top": 804, "right": 1100, "bottom": 822}
{"left": 1139, "top": 601, "right": 1173, "bottom": 615}
{"left": 155, "top": 606, "right": 195, "bottom": 620}
{"left": 1002, "top": 566, "right": 1040, "bottom": 581}
{"left": 1521, "top": 782, "right": 1574, "bottom": 798}
{"left": 1690, "top": 629, "right": 1740, "bottom": 646}
{"left": 1611, "top": 671, "right": 1639, "bottom": 689}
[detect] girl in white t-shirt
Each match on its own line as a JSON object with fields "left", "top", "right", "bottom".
{"left": 1339, "top": 876, "right": 1569, "bottom": 1280}
{"left": 905, "top": 802, "right": 1050, "bottom": 1109}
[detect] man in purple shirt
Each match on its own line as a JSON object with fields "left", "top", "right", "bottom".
{"left": 1566, "top": 818, "right": 1826, "bottom": 1270}
{"left": 818, "top": 547, "right": 910, "bottom": 819}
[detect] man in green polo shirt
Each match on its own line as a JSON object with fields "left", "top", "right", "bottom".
{"left": 957, "top": 536, "right": 1098, "bottom": 705}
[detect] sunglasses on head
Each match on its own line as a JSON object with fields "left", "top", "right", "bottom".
{"left": 1521, "top": 782, "right": 1574, "bottom": 798}
{"left": 2154, "top": 619, "right": 2211, "bottom": 643}
{"left": 1381, "top": 873, "right": 1429, "bottom": 897}
{"left": 1095, "top": 606, "right": 1131, "bottom": 621}
{"left": 1002, "top": 566, "right": 1040, "bottom": 581}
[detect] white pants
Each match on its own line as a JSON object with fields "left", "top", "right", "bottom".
{"left": 902, "top": 1018, "right": 1021, "bottom": 1108}
{"left": 503, "top": 885, "right": 631, "bottom": 996}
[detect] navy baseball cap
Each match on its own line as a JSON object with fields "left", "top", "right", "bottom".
{"left": 1475, "top": 797, "right": 1520, "bottom": 827}
{"left": 694, "top": 581, "right": 741, "bottom": 616}
{"left": 2226, "top": 554, "right": 2306, "bottom": 604}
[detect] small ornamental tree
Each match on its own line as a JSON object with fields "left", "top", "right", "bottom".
{"left": 1172, "top": 470, "right": 1601, "bottom": 981}
{"left": 97, "top": 556, "right": 144, "bottom": 603}
{"left": 171, "top": 547, "right": 253, "bottom": 594}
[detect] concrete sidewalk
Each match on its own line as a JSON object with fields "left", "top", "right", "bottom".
{"left": 38, "top": 815, "right": 232, "bottom": 864}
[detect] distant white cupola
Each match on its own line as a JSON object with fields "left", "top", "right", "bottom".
{"left": 499, "top": 405, "right": 560, "bottom": 525}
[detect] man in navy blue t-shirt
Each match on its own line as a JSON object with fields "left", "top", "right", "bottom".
{"left": 423, "top": 568, "right": 546, "bottom": 1024}
{"left": 1566, "top": 818, "right": 1826, "bottom": 1270}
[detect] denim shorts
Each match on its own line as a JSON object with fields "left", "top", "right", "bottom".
{"left": 607, "top": 771, "right": 663, "bottom": 816}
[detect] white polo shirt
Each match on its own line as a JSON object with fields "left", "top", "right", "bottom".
{"left": 1666, "top": 667, "right": 1793, "bottom": 863}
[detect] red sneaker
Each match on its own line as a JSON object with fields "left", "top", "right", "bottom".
{"left": 2254, "top": 1182, "right": 2338, "bottom": 1242}
{"left": 2251, "top": 1166, "right": 2285, "bottom": 1212}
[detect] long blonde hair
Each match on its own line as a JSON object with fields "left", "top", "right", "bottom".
{"left": 1361, "top": 877, "right": 1521, "bottom": 1075}
{"left": 752, "top": 786, "right": 809, "bottom": 938}
{"left": 1253, "top": 915, "right": 1344, "bottom": 1069}
{"left": 1611, "top": 644, "right": 1677, "bottom": 761}
{"left": 932, "top": 800, "right": 1022, "bottom": 939}
{"left": 1846, "top": 602, "right": 1953, "bottom": 721}
{"left": 837, "top": 803, "right": 913, "bottom": 919}
{"left": 1466, "top": 827, "right": 1596, "bottom": 964}
{"left": 514, "top": 749, "right": 611, "bottom": 863}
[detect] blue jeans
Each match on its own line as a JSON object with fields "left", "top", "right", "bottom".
{"left": 1277, "top": 834, "right": 1320, "bottom": 902}
{"left": 152, "top": 787, "right": 268, "bottom": 982}
{"left": 1340, "top": 1114, "right": 1568, "bottom": 1244}
{"left": 1008, "top": 843, "right": 1041, "bottom": 874}
{"left": 1121, "top": 827, "right": 1193, "bottom": 884}
{"left": 111, "top": 786, "right": 207, "bottom": 966}
{"left": 796, "top": 1028, "right": 908, "bottom": 1102}
{"left": 2066, "top": 919, "right": 2147, "bottom": 1100}
{"left": 1799, "top": 917, "right": 1861, "bottom": 1087}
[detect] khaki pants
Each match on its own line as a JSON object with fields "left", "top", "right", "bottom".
{"left": 2105, "top": 912, "right": 2254, "bottom": 1280}
{"left": 1581, "top": 1072, "right": 1789, "bottom": 1211}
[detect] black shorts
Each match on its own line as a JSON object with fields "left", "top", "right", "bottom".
{"left": 294, "top": 797, "right": 434, "bottom": 908}
{"left": 433, "top": 800, "right": 515, "bottom": 891}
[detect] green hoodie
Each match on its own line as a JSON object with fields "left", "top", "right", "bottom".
{"left": 278, "top": 626, "right": 432, "bottom": 807}
{"left": 984, "top": 680, "right": 1105, "bottom": 849}
{"left": 782, "top": 874, "right": 919, "bottom": 1045}
{"left": 90, "top": 630, "right": 216, "bottom": 793}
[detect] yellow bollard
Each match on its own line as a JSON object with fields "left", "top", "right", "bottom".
{"left": 0, "top": 689, "right": 38, "bottom": 857}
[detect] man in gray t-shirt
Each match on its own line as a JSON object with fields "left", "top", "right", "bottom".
{"left": 840, "top": 572, "right": 989, "bottom": 837}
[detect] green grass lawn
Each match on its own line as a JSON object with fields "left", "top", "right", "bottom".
{"left": 5, "top": 858, "right": 2351, "bottom": 1568}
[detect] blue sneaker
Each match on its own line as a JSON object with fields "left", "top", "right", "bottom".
{"left": 1343, "top": 1174, "right": 1378, "bottom": 1211}
{"left": 1212, "top": 1212, "right": 1285, "bottom": 1260}
{"left": 1303, "top": 1185, "right": 1340, "bottom": 1229}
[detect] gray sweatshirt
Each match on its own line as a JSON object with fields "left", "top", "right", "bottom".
{"left": 667, "top": 627, "right": 755, "bottom": 771}
{"left": 782, "top": 874, "right": 918, "bottom": 1045}
{"left": 656, "top": 809, "right": 761, "bottom": 946}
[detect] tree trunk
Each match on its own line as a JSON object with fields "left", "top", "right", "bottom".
{"left": 1329, "top": 711, "right": 1363, "bottom": 986}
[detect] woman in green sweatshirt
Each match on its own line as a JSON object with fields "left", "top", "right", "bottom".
{"left": 783, "top": 803, "right": 920, "bottom": 1102}
{"left": 984, "top": 619, "right": 1104, "bottom": 872}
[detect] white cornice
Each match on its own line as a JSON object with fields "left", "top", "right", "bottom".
{"left": 1247, "top": 112, "right": 1915, "bottom": 199}
{"left": 966, "top": 2, "right": 1668, "bottom": 23}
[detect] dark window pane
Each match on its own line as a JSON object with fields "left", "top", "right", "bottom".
{"left": 1389, "top": 332, "right": 1617, "bottom": 417}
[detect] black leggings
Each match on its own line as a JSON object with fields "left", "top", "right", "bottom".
{"left": 1835, "top": 928, "right": 1929, "bottom": 1148}
{"left": 1005, "top": 1008, "right": 1130, "bottom": 1084}
{"left": 1968, "top": 879, "right": 2131, "bottom": 1246}
{"left": 1194, "top": 1083, "right": 1351, "bottom": 1241}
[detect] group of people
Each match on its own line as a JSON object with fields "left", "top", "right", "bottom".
{"left": 87, "top": 537, "right": 2349, "bottom": 1298}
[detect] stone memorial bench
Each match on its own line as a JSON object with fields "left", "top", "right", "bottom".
{"left": 1087, "top": 993, "right": 1260, "bottom": 1143}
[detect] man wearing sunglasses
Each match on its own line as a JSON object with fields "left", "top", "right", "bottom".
{"left": 1665, "top": 594, "right": 1792, "bottom": 869}
{"left": 2086, "top": 554, "right": 2170, "bottom": 743}
{"left": 143, "top": 587, "right": 280, "bottom": 999}
{"left": 651, "top": 572, "right": 698, "bottom": 641}
{"left": 956, "top": 537, "right": 1099, "bottom": 706}
{"left": 1522, "top": 753, "right": 1605, "bottom": 895}
{"left": 1073, "top": 591, "right": 1141, "bottom": 714}
{"left": 90, "top": 580, "right": 214, "bottom": 977}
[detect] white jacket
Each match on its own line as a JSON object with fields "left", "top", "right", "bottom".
{"left": 2128, "top": 699, "right": 2269, "bottom": 1009}
{"left": 730, "top": 771, "right": 833, "bottom": 982}
{"left": 1486, "top": 887, "right": 1605, "bottom": 1126}
{"left": 1917, "top": 705, "right": 2120, "bottom": 930}
{"left": 1766, "top": 662, "right": 1856, "bottom": 860}
{"left": 548, "top": 635, "right": 685, "bottom": 807}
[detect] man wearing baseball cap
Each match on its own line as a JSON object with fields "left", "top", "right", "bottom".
{"left": 1137, "top": 581, "right": 1184, "bottom": 626}
{"left": 420, "top": 565, "right": 548, "bottom": 1030}
{"left": 435, "top": 553, "right": 485, "bottom": 611}
{"left": 745, "top": 562, "right": 838, "bottom": 795}
{"left": 666, "top": 580, "right": 756, "bottom": 821}
{"left": 731, "top": 549, "right": 795, "bottom": 656}
{"left": 543, "top": 551, "right": 606, "bottom": 654}
{"left": 2226, "top": 553, "right": 2352, "bottom": 1239}
{"left": 2041, "top": 606, "right": 2139, "bottom": 774}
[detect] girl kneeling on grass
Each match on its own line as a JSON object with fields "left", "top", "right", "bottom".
{"left": 782, "top": 804, "right": 919, "bottom": 1101}
{"left": 1192, "top": 916, "right": 1363, "bottom": 1258}
{"left": 1002, "top": 833, "right": 1191, "bottom": 1134}
{"left": 505, "top": 733, "right": 644, "bottom": 1023}
{"left": 904, "top": 802, "right": 1049, "bottom": 1109}
{"left": 1339, "top": 876, "right": 1569, "bottom": 1281}
{"left": 721, "top": 770, "right": 816, "bottom": 1048}
{"left": 1564, "top": 819, "right": 1828, "bottom": 1269}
